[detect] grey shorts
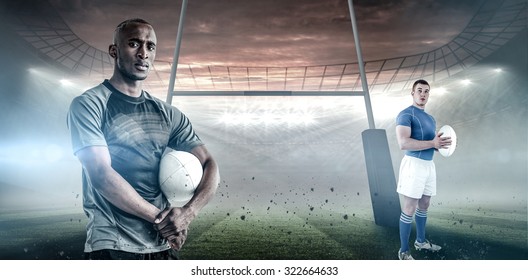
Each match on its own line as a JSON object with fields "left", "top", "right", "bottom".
{"left": 84, "top": 249, "right": 179, "bottom": 260}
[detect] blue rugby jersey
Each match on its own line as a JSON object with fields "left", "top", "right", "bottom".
{"left": 396, "top": 105, "right": 436, "bottom": 160}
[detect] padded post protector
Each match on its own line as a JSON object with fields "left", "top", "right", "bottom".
{"left": 362, "top": 129, "right": 401, "bottom": 228}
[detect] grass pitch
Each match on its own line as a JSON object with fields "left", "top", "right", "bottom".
{"left": 0, "top": 204, "right": 526, "bottom": 260}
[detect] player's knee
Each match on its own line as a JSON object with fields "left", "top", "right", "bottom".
{"left": 418, "top": 200, "right": 430, "bottom": 210}
{"left": 402, "top": 205, "right": 417, "bottom": 216}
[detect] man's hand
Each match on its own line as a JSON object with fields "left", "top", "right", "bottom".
{"left": 433, "top": 131, "right": 452, "bottom": 150}
{"left": 167, "top": 229, "right": 187, "bottom": 250}
{"left": 154, "top": 207, "right": 195, "bottom": 250}
{"left": 153, "top": 145, "right": 220, "bottom": 251}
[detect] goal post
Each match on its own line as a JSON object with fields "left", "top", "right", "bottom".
{"left": 166, "top": 0, "right": 401, "bottom": 228}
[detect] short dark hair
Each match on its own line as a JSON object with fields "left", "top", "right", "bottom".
{"left": 412, "top": 79, "right": 430, "bottom": 91}
{"left": 113, "top": 18, "right": 152, "bottom": 44}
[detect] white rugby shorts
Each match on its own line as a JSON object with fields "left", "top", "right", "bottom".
{"left": 397, "top": 155, "right": 436, "bottom": 199}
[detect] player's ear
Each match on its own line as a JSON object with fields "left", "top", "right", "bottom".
{"left": 109, "top": 44, "right": 117, "bottom": 59}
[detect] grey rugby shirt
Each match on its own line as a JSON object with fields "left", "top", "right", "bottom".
{"left": 67, "top": 80, "right": 203, "bottom": 253}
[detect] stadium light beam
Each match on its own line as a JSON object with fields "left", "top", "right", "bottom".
{"left": 219, "top": 111, "right": 316, "bottom": 126}
{"left": 436, "top": 87, "right": 447, "bottom": 95}
{"left": 59, "top": 79, "right": 73, "bottom": 86}
{"left": 461, "top": 79, "right": 471, "bottom": 86}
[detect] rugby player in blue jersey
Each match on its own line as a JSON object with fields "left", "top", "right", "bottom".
{"left": 395, "top": 79, "right": 452, "bottom": 260}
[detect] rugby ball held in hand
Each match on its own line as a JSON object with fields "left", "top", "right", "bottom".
{"left": 438, "top": 125, "right": 457, "bottom": 157}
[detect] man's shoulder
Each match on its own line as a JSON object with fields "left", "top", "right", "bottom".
{"left": 143, "top": 91, "right": 165, "bottom": 104}
{"left": 398, "top": 105, "right": 431, "bottom": 117}
{"left": 78, "top": 82, "right": 111, "bottom": 99}
{"left": 143, "top": 91, "right": 182, "bottom": 114}
{"left": 69, "top": 82, "right": 112, "bottom": 112}
{"left": 397, "top": 105, "right": 414, "bottom": 117}
{"left": 396, "top": 106, "right": 420, "bottom": 126}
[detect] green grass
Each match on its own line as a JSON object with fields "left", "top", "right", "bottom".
{"left": 179, "top": 204, "right": 527, "bottom": 260}
{"left": 0, "top": 208, "right": 86, "bottom": 259}
{"left": 180, "top": 207, "right": 368, "bottom": 259}
{"left": 0, "top": 205, "right": 526, "bottom": 260}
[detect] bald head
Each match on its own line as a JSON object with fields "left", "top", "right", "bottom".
{"left": 113, "top": 18, "right": 153, "bottom": 45}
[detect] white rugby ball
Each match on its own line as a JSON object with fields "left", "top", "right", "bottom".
{"left": 159, "top": 150, "right": 203, "bottom": 206}
{"left": 438, "top": 125, "right": 457, "bottom": 157}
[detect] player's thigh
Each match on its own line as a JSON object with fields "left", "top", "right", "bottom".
{"left": 398, "top": 157, "right": 428, "bottom": 198}
{"left": 400, "top": 195, "right": 419, "bottom": 215}
{"left": 423, "top": 162, "right": 437, "bottom": 197}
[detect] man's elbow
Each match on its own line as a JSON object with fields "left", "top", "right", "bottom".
{"left": 85, "top": 166, "right": 114, "bottom": 193}
{"left": 203, "top": 158, "right": 220, "bottom": 186}
{"left": 397, "top": 140, "right": 406, "bottom": 151}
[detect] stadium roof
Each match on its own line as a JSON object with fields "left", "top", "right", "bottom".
{"left": 3, "top": 0, "right": 526, "bottom": 99}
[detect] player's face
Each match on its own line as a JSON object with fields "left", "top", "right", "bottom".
{"left": 110, "top": 23, "right": 157, "bottom": 81}
{"left": 412, "top": 83, "right": 430, "bottom": 108}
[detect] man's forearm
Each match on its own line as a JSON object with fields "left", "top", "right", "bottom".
{"left": 93, "top": 167, "right": 161, "bottom": 223}
{"left": 399, "top": 137, "right": 435, "bottom": 151}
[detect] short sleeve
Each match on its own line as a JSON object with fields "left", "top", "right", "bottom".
{"left": 67, "top": 94, "right": 107, "bottom": 154}
{"left": 396, "top": 110, "right": 412, "bottom": 127}
{"left": 166, "top": 106, "right": 203, "bottom": 152}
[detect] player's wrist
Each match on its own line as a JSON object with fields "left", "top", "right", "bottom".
{"left": 148, "top": 208, "right": 163, "bottom": 224}
{"left": 181, "top": 204, "right": 198, "bottom": 219}
{"left": 431, "top": 140, "right": 438, "bottom": 149}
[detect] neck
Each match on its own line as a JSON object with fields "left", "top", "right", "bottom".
{"left": 108, "top": 76, "right": 143, "bottom": 97}
{"left": 413, "top": 103, "right": 425, "bottom": 110}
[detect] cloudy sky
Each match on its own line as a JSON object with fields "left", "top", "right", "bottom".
{"left": 48, "top": 0, "right": 485, "bottom": 67}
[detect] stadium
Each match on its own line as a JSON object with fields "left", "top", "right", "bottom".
{"left": 0, "top": 0, "right": 526, "bottom": 262}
